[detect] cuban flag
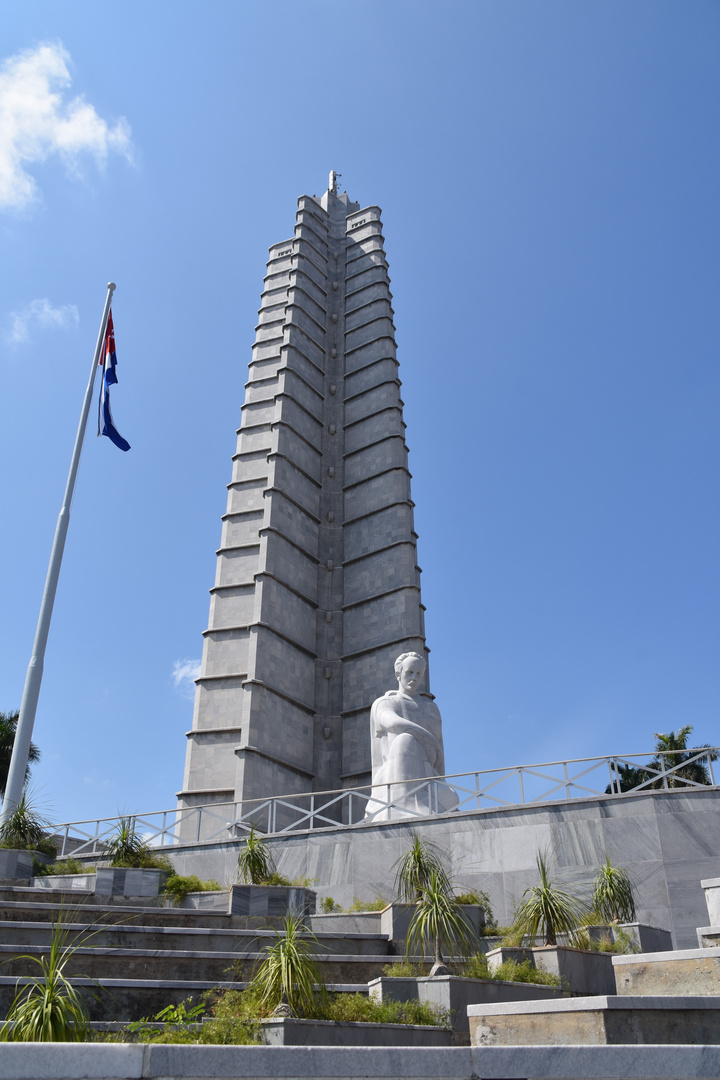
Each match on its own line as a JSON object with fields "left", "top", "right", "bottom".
{"left": 97, "top": 310, "right": 130, "bottom": 451}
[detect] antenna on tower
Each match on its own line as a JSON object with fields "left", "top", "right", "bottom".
{"left": 329, "top": 170, "right": 341, "bottom": 195}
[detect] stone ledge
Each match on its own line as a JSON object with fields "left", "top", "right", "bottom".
{"left": 468, "top": 994, "right": 720, "bottom": 1016}
{"left": 1, "top": 1043, "right": 720, "bottom": 1079}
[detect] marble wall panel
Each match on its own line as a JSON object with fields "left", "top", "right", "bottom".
{"left": 256, "top": 576, "right": 316, "bottom": 653}
{"left": 344, "top": 438, "right": 407, "bottom": 488}
{"left": 345, "top": 299, "right": 394, "bottom": 333}
{"left": 344, "top": 336, "right": 397, "bottom": 371}
{"left": 347, "top": 406, "right": 408, "bottom": 453}
{"left": 343, "top": 589, "right": 423, "bottom": 654}
{"left": 208, "top": 586, "right": 255, "bottom": 628}
{"left": 344, "top": 469, "right": 410, "bottom": 521}
{"left": 221, "top": 514, "right": 263, "bottom": 549}
{"left": 344, "top": 505, "right": 415, "bottom": 561}
{"left": 344, "top": 382, "right": 402, "bottom": 426}
{"left": 191, "top": 679, "right": 245, "bottom": 731}
{"left": 216, "top": 549, "right": 260, "bottom": 588}
{"left": 264, "top": 532, "right": 317, "bottom": 600}
{"left": 202, "top": 630, "right": 250, "bottom": 677}
{"left": 265, "top": 492, "right": 319, "bottom": 559}
{"left": 344, "top": 358, "right": 399, "bottom": 399}
{"left": 344, "top": 543, "right": 416, "bottom": 603}
{"left": 270, "top": 457, "right": 320, "bottom": 519}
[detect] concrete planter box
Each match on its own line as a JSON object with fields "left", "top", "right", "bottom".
{"left": 614, "top": 945, "right": 720, "bottom": 996}
{"left": 380, "top": 902, "right": 485, "bottom": 945}
{"left": 486, "top": 946, "right": 536, "bottom": 970}
{"left": 0, "top": 849, "right": 52, "bottom": 881}
{"left": 33, "top": 872, "right": 96, "bottom": 891}
{"left": 309, "top": 911, "right": 383, "bottom": 935}
{"left": 702, "top": 878, "right": 720, "bottom": 925}
{"left": 487, "top": 944, "right": 615, "bottom": 995}
{"left": 94, "top": 867, "right": 169, "bottom": 897}
{"left": 259, "top": 1017, "right": 451, "bottom": 1046}
{"left": 370, "top": 974, "right": 565, "bottom": 1042}
{"left": 178, "top": 884, "right": 315, "bottom": 917}
{"left": 532, "top": 945, "right": 615, "bottom": 996}
{"left": 468, "top": 994, "right": 720, "bottom": 1047}
{"left": 582, "top": 922, "right": 672, "bottom": 953}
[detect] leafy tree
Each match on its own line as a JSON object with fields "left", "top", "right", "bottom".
{"left": 405, "top": 869, "right": 480, "bottom": 974}
{"left": 605, "top": 727, "right": 716, "bottom": 794}
{"left": 647, "top": 727, "right": 717, "bottom": 788}
{"left": 0, "top": 710, "right": 40, "bottom": 796}
{"left": 237, "top": 826, "right": 277, "bottom": 884}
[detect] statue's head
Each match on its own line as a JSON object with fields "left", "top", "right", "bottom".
{"left": 394, "top": 651, "right": 426, "bottom": 696}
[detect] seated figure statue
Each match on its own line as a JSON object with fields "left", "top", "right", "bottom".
{"left": 365, "top": 652, "right": 459, "bottom": 821}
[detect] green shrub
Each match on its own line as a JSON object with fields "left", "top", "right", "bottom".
{"left": 455, "top": 888, "right": 496, "bottom": 929}
{"left": 0, "top": 795, "right": 57, "bottom": 856}
{"left": 492, "top": 959, "right": 561, "bottom": 987}
{"left": 162, "top": 875, "right": 220, "bottom": 905}
{"left": 461, "top": 953, "right": 491, "bottom": 979}
{"left": 316, "top": 992, "right": 449, "bottom": 1027}
{"left": 347, "top": 892, "right": 388, "bottom": 912}
{"left": 44, "top": 858, "right": 95, "bottom": 876}
{"left": 380, "top": 960, "right": 429, "bottom": 977}
{"left": 103, "top": 817, "right": 173, "bottom": 872}
{"left": 320, "top": 896, "right": 341, "bottom": 913}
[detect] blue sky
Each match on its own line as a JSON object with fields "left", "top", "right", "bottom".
{"left": 0, "top": 1, "right": 718, "bottom": 826}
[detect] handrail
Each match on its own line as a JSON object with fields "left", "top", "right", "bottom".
{"left": 48, "top": 746, "right": 719, "bottom": 857}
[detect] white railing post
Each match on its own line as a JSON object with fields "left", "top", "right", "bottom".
{"left": 518, "top": 768, "right": 525, "bottom": 804}
{"left": 563, "top": 761, "right": 570, "bottom": 798}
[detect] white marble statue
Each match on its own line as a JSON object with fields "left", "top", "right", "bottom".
{"left": 365, "top": 652, "right": 459, "bottom": 820}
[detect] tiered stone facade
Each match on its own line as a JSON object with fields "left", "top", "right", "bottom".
{"left": 178, "top": 180, "right": 428, "bottom": 818}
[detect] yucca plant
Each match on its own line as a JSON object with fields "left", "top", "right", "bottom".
{"left": 591, "top": 857, "right": 636, "bottom": 924}
{"left": 0, "top": 793, "right": 56, "bottom": 856}
{"left": 405, "top": 869, "right": 480, "bottom": 975}
{"left": 237, "top": 826, "right": 276, "bottom": 885}
{"left": 512, "top": 850, "right": 587, "bottom": 946}
{"left": 0, "top": 915, "right": 91, "bottom": 1041}
{"left": 104, "top": 816, "right": 146, "bottom": 866}
{"left": 393, "top": 833, "right": 451, "bottom": 901}
{"left": 249, "top": 915, "right": 325, "bottom": 1016}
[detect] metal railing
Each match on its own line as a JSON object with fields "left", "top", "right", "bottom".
{"left": 50, "top": 746, "right": 718, "bottom": 857}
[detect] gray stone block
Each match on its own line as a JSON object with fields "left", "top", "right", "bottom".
{"left": 258, "top": 1017, "right": 451, "bottom": 1046}
{"left": 468, "top": 994, "right": 720, "bottom": 1047}
{"left": 94, "top": 868, "right": 169, "bottom": 898}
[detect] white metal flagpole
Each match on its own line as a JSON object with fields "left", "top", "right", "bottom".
{"left": 0, "top": 282, "right": 117, "bottom": 825}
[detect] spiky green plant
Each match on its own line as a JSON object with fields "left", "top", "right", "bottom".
{"left": 249, "top": 915, "right": 325, "bottom": 1016}
{"left": 511, "top": 850, "right": 587, "bottom": 946}
{"left": 0, "top": 793, "right": 56, "bottom": 856}
{"left": 393, "top": 833, "right": 451, "bottom": 902}
{"left": 104, "top": 816, "right": 146, "bottom": 866}
{"left": 405, "top": 869, "right": 480, "bottom": 971}
{"left": 236, "top": 826, "right": 276, "bottom": 885}
{"left": 0, "top": 916, "right": 91, "bottom": 1041}
{"left": 591, "top": 857, "right": 636, "bottom": 924}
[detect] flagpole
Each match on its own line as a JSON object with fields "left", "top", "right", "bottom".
{"left": 0, "top": 283, "right": 116, "bottom": 825}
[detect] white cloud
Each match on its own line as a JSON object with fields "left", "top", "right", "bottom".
{"left": 0, "top": 41, "right": 132, "bottom": 211}
{"left": 172, "top": 659, "right": 201, "bottom": 698}
{"left": 8, "top": 297, "right": 79, "bottom": 344}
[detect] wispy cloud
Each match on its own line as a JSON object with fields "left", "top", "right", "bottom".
{"left": 0, "top": 41, "right": 132, "bottom": 211}
{"left": 172, "top": 659, "right": 201, "bottom": 698}
{"left": 8, "top": 297, "right": 79, "bottom": 344}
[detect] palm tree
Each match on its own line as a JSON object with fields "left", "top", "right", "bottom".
{"left": 393, "top": 833, "right": 451, "bottom": 902}
{"left": 647, "top": 726, "right": 717, "bottom": 788}
{"left": 405, "top": 869, "right": 480, "bottom": 975}
{"left": 511, "top": 851, "right": 587, "bottom": 946}
{"left": 0, "top": 711, "right": 40, "bottom": 796}
{"left": 605, "top": 762, "right": 650, "bottom": 794}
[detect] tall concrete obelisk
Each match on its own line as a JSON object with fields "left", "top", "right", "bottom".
{"left": 178, "top": 174, "right": 429, "bottom": 817}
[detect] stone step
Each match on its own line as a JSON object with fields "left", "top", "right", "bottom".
{"left": 0, "top": 977, "right": 368, "bottom": 1023}
{"left": 0, "top": 919, "right": 391, "bottom": 957}
{"left": 0, "top": 942, "right": 403, "bottom": 985}
{"left": 468, "top": 995, "right": 720, "bottom": 1046}
{"left": 0, "top": 895, "right": 299, "bottom": 931}
{"left": 613, "top": 946, "right": 720, "bottom": 996}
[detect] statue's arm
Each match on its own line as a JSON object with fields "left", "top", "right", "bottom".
{"left": 374, "top": 702, "right": 443, "bottom": 753}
